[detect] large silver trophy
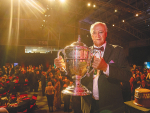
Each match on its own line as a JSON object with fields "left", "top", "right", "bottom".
{"left": 57, "top": 36, "right": 92, "bottom": 96}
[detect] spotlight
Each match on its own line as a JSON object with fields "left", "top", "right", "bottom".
{"left": 87, "top": 3, "right": 91, "bottom": 7}
{"left": 93, "top": 4, "right": 96, "bottom": 8}
{"left": 112, "top": 24, "right": 115, "bottom": 26}
{"left": 122, "top": 20, "right": 125, "bottom": 22}
{"left": 114, "top": 9, "right": 117, "bottom": 12}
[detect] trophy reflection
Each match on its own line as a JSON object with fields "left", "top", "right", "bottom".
{"left": 57, "top": 36, "right": 92, "bottom": 96}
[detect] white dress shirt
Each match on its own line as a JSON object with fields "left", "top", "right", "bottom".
{"left": 93, "top": 42, "right": 109, "bottom": 100}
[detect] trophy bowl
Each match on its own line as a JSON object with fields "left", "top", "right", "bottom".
{"left": 57, "top": 36, "right": 92, "bottom": 96}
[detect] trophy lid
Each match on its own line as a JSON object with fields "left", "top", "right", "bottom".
{"left": 65, "top": 35, "right": 88, "bottom": 49}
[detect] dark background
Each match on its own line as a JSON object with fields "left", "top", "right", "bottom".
{"left": 129, "top": 46, "right": 150, "bottom": 67}
{"left": 0, "top": 45, "right": 150, "bottom": 69}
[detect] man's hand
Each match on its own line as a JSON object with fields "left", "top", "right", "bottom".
{"left": 54, "top": 56, "right": 65, "bottom": 70}
{"left": 92, "top": 57, "right": 107, "bottom": 72}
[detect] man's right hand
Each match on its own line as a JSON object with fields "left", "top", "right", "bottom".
{"left": 54, "top": 56, "right": 66, "bottom": 70}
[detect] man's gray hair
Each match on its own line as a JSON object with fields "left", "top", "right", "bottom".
{"left": 90, "top": 22, "right": 108, "bottom": 34}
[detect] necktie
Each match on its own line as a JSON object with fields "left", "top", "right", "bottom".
{"left": 93, "top": 46, "right": 104, "bottom": 51}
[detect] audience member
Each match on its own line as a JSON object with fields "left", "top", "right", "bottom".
{"left": 45, "top": 82, "right": 55, "bottom": 112}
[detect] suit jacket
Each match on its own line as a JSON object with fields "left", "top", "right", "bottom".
{"left": 81, "top": 43, "right": 132, "bottom": 113}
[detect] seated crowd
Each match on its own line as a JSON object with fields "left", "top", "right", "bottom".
{"left": 1, "top": 63, "right": 150, "bottom": 112}
{"left": 0, "top": 64, "right": 73, "bottom": 112}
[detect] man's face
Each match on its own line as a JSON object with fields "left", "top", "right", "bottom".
{"left": 91, "top": 23, "right": 107, "bottom": 47}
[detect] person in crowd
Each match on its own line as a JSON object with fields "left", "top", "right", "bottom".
{"left": 27, "top": 69, "right": 34, "bottom": 92}
{"left": 18, "top": 70, "right": 26, "bottom": 92}
{"left": 53, "top": 78, "right": 61, "bottom": 111}
{"left": 41, "top": 71, "right": 46, "bottom": 96}
{"left": 45, "top": 82, "right": 55, "bottom": 112}
{"left": 50, "top": 73, "right": 55, "bottom": 86}
{"left": 33, "top": 71, "right": 40, "bottom": 92}
{"left": 54, "top": 22, "right": 132, "bottom": 113}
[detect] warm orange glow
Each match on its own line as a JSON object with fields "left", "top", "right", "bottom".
{"left": 136, "top": 14, "right": 139, "bottom": 17}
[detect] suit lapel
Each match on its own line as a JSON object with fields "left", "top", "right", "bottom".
{"left": 103, "top": 43, "right": 113, "bottom": 64}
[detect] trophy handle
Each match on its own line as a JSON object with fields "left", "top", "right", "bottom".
{"left": 57, "top": 49, "right": 68, "bottom": 74}
{"left": 82, "top": 50, "right": 100, "bottom": 78}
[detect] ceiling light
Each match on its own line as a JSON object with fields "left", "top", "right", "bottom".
{"left": 112, "top": 24, "right": 115, "bottom": 26}
{"left": 122, "top": 20, "right": 125, "bottom": 22}
{"left": 136, "top": 14, "right": 139, "bottom": 17}
{"left": 93, "top": 5, "right": 96, "bottom": 8}
{"left": 87, "top": 3, "right": 91, "bottom": 7}
{"left": 115, "top": 9, "right": 117, "bottom": 12}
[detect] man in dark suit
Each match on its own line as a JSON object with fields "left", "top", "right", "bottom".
{"left": 54, "top": 22, "right": 132, "bottom": 113}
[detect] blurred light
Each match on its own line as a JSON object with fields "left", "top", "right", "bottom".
{"left": 115, "top": 9, "right": 117, "bottom": 12}
{"left": 60, "top": 0, "right": 65, "bottom": 3}
{"left": 136, "top": 14, "right": 139, "bottom": 16}
{"left": 26, "top": 0, "right": 45, "bottom": 14}
{"left": 33, "top": 49, "right": 37, "bottom": 51}
{"left": 122, "top": 20, "right": 125, "bottom": 22}
{"left": 112, "top": 24, "right": 115, "bottom": 26}
{"left": 48, "top": 15, "right": 50, "bottom": 17}
{"left": 93, "top": 5, "right": 96, "bottom": 8}
{"left": 43, "top": 20, "right": 45, "bottom": 22}
{"left": 87, "top": 35, "right": 88, "bottom": 37}
{"left": 8, "top": 0, "right": 13, "bottom": 45}
{"left": 45, "top": 15, "right": 47, "bottom": 17}
{"left": 42, "top": 24, "right": 43, "bottom": 26}
{"left": 87, "top": 3, "right": 91, "bottom": 7}
{"left": 148, "top": 25, "right": 149, "bottom": 27}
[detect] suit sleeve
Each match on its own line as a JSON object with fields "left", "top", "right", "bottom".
{"left": 108, "top": 47, "right": 132, "bottom": 82}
